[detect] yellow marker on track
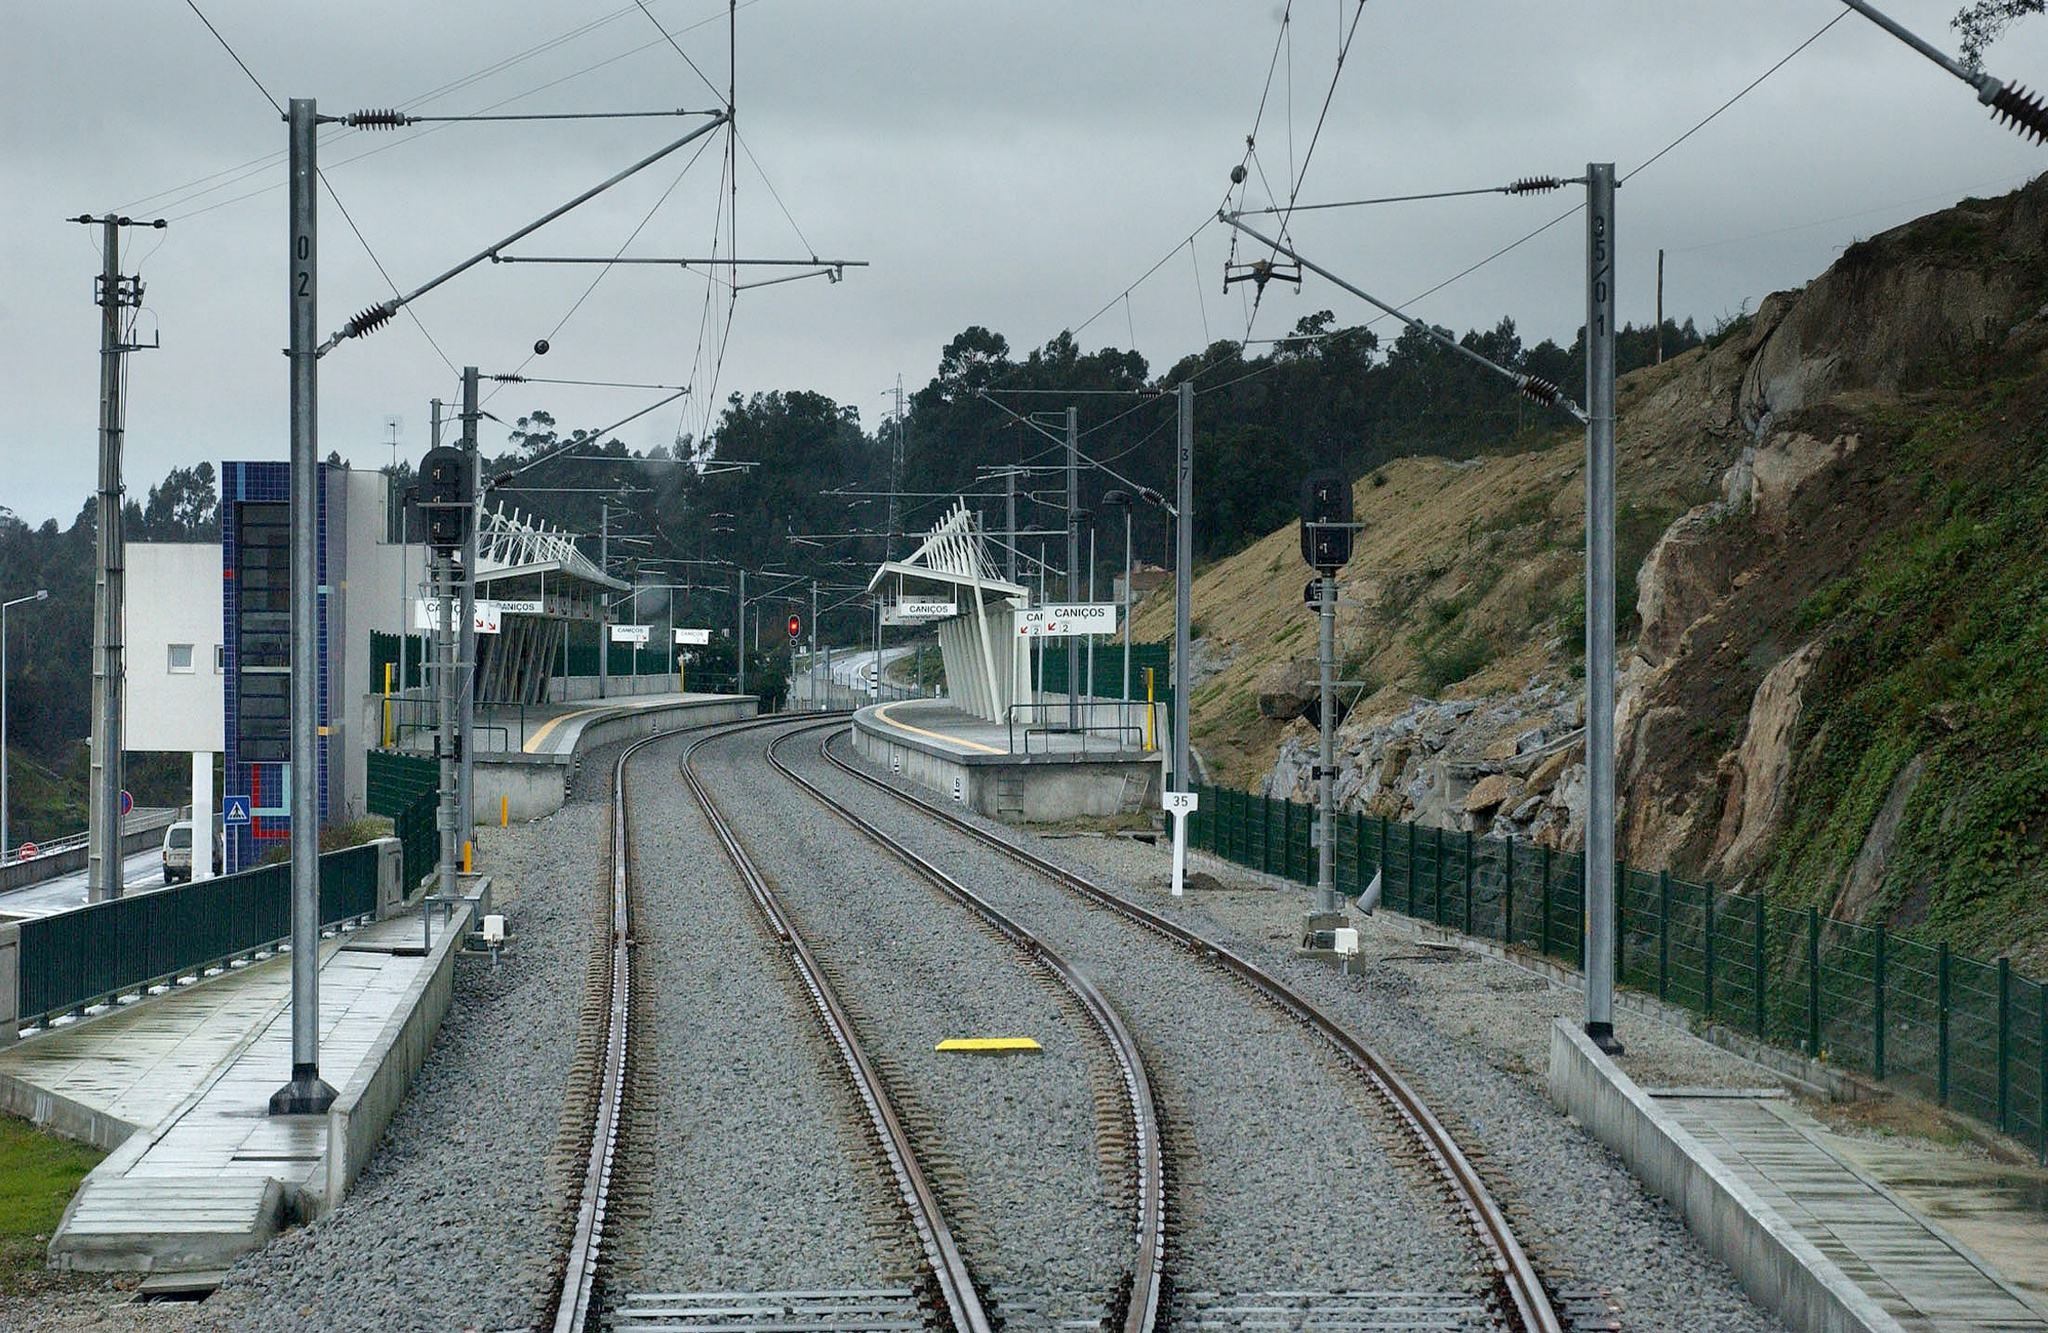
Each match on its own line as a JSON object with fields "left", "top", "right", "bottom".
{"left": 935, "top": 1037, "right": 1042, "bottom": 1054}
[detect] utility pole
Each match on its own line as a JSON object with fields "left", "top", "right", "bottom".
{"left": 83, "top": 213, "right": 151, "bottom": 902}
{"left": 598, "top": 500, "right": 611, "bottom": 700}
{"left": 271, "top": 98, "right": 336, "bottom": 1115}
{"left": 1584, "top": 163, "right": 1622, "bottom": 1054}
{"left": 1172, "top": 382, "right": 1193, "bottom": 797}
{"left": 736, "top": 566, "right": 746, "bottom": 698}
{"left": 809, "top": 580, "right": 819, "bottom": 711}
{"left": 1004, "top": 465, "right": 1019, "bottom": 586}
{"left": 457, "top": 367, "right": 479, "bottom": 854}
{"left": 1066, "top": 405, "right": 1080, "bottom": 731}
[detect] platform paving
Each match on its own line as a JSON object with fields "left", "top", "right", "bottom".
{"left": 0, "top": 907, "right": 469, "bottom": 1272}
{"left": 1657, "top": 1091, "right": 2048, "bottom": 1332}
{"left": 864, "top": 695, "right": 1155, "bottom": 759}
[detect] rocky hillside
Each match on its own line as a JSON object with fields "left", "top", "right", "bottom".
{"left": 1136, "top": 176, "right": 2048, "bottom": 969}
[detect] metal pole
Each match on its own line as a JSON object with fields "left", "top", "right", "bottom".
{"left": 809, "top": 580, "right": 819, "bottom": 709}
{"left": 736, "top": 568, "right": 746, "bottom": 698}
{"left": 457, "top": 368, "right": 479, "bottom": 852}
{"left": 435, "top": 552, "right": 457, "bottom": 908}
{"left": 1066, "top": 406, "right": 1080, "bottom": 731}
{"left": 598, "top": 502, "right": 610, "bottom": 700}
{"left": 1173, "top": 382, "right": 1193, "bottom": 796}
{"left": 88, "top": 215, "right": 128, "bottom": 902}
{"left": 271, "top": 97, "right": 335, "bottom": 1114}
{"left": 1086, "top": 527, "right": 1096, "bottom": 730}
{"left": 1121, "top": 505, "right": 1132, "bottom": 708}
{"left": 1583, "top": 162, "right": 1622, "bottom": 1054}
{"left": 1315, "top": 571, "right": 1337, "bottom": 916}
{"left": 0, "top": 594, "right": 36, "bottom": 861}
{"left": 1004, "top": 466, "right": 1018, "bottom": 586}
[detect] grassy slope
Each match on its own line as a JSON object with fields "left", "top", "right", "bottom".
{"left": 0, "top": 1116, "right": 100, "bottom": 1293}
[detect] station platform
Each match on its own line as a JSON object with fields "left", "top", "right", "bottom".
{"left": 1551, "top": 1020, "right": 2048, "bottom": 1333}
{"left": 0, "top": 899, "right": 472, "bottom": 1272}
{"left": 464, "top": 691, "right": 757, "bottom": 822}
{"left": 850, "top": 696, "right": 1162, "bottom": 823}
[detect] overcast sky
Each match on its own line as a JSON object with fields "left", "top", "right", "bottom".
{"left": 5, "top": 1, "right": 2047, "bottom": 527}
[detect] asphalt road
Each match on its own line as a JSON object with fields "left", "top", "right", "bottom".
{"left": 0, "top": 849, "right": 170, "bottom": 918}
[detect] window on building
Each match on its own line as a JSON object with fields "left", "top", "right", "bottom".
{"left": 214, "top": 644, "right": 225, "bottom": 673}
{"left": 168, "top": 643, "right": 195, "bottom": 674}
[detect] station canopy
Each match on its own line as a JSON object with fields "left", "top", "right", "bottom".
{"left": 865, "top": 502, "right": 1029, "bottom": 723}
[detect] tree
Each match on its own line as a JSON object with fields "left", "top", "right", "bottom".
{"left": 127, "top": 462, "right": 219, "bottom": 541}
{"left": 1955, "top": 2, "right": 2043, "bottom": 66}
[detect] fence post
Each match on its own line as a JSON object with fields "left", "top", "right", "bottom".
{"left": 1657, "top": 871, "right": 1671, "bottom": 1001}
{"left": 1502, "top": 835, "right": 1515, "bottom": 945}
{"left": 1704, "top": 884, "right": 1717, "bottom": 1020}
{"left": 2038, "top": 980, "right": 2046, "bottom": 1165}
{"left": 1753, "top": 894, "right": 1768, "bottom": 1039}
{"left": 1540, "top": 844, "right": 1553, "bottom": 958}
{"left": 1938, "top": 941, "right": 1952, "bottom": 1105}
{"left": 1874, "top": 924, "right": 1887, "bottom": 1081}
{"left": 1808, "top": 905, "right": 1823, "bottom": 1059}
{"left": 1463, "top": 829, "right": 1475, "bottom": 936}
{"left": 1433, "top": 825, "right": 1447, "bottom": 927}
{"left": 1615, "top": 862, "right": 1627, "bottom": 982}
{"left": 1404, "top": 819, "right": 1416, "bottom": 915}
{"left": 1999, "top": 956, "right": 2012, "bottom": 1135}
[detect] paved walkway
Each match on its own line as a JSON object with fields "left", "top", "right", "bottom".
{"left": 1658, "top": 1091, "right": 2048, "bottom": 1332}
{"left": 0, "top": 907, "right": 469, "bottom": 1271}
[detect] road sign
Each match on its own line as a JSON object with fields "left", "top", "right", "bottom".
{"left": 414, "top": 598, "right": 502, "bottom": 634}
{"left": 119, "top": 789, "right": 133, "bottom": 818}
{"left": 223, "top": 795, "right": 252, "bottom": 825}
{"left": 674, "top": 627, "right": 712, "bottom": 646}
{"left": 610, "top": 624, "right": 651, "bottom": 645}
{"left": 1017, "top": 603, "right": 1118, "bottom": 637}
{"left": 16, "top": 842, "right": 36, "bottom": 861}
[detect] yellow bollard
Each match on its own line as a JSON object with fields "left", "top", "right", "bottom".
{"left": 500, "top": 795, "right": 509, "bottom": 827}
{"left": 1143, "top": 667, "right": 1156, "bottom": 752}
{"left": 462, "top": 840, "right": 472, "bottom": 874}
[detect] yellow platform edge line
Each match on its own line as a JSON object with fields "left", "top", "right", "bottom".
{"left": 935, "top": 1037, "right": 1042, "bottom": 1053}
{"left": 521, "top": 705, "right": 605, "bottom": 754}
{"left": 872, "top": 702, "right": 1008, "bottom": 756}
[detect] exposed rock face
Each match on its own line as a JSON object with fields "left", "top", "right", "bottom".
{"left": 1264, "top": 681, "right": 1587, "bottom": 847}
{"left": 1705, "top": 639, "right": 1825, "bottom": 885}
{"left": 1256, "top": 659, "right": 1317, "bottom": 721}
{"left": 1837, "top": 753, "right": 1927, "bottom": 923}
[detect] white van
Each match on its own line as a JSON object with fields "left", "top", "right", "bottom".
{"left": 161, "top": 819, "right": 223, "bottom": 884}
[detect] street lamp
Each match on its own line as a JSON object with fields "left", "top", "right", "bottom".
{"left": 2, "top": 589, "right": 50, "bottom": 863}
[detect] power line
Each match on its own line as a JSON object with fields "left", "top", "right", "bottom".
{"left": 182, "top": 0, "right": 281, "bottom": 116}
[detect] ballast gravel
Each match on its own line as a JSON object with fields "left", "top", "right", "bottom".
{"left": 790, "top": 732, "right": 1490, "bottom": 1313}
{"left": 687, "top": 722, "right": 1125, "bottom": 1321}
{"left": 819, "top": 731, "right": 1794, "bottom": 1333}
{"left": 607, "top": 729, "right": 908, "bottom": 1297}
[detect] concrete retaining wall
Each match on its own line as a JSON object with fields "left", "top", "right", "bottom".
{"left": 469, "top": 696, "right": 757, "bottom": 824}
{"left": 1547, "top": 1018, "right": 1905, "bottom": 1333}
{"left": 322, "top": 900, "right": 472, "bottom": 1214}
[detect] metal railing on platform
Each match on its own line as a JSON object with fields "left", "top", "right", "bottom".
{"left": 1005, "top": 699, "right": 1155, "bottom": 756}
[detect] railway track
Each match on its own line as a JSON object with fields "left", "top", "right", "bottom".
{"left": 808, "top": 727, "right": 1568, "bottom": 1333}
{"left": 548, "top": 715, "right": 1165, "bottom": 1333}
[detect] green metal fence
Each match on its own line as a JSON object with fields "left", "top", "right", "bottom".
{"left": 15, "top": 842, "right": 383, "bottom": 1033}
{"left": 1034, "top": 640, "right": 1173, "bottom": 708}
{"left": 1187, "top": 783, "right": 2048, "bottom": 1161}
{"left": 366, "top": 749, "right": 439, "bottom": 891}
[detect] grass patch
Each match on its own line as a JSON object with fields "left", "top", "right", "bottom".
{"left": 0, "top": 1116, "right": 101, "bottom": 1293}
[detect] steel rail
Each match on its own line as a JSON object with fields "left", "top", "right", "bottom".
{"left": 766, "top": 720, "right": 1165, "bottom": 1333}
{"left": 678, "top": 718, "right": 993, "bottom": 1333}
{"left": 551, "top": 723, "right": 674, "bottom": 1333}
{"left": 819, "top": 733, "right": 1565, "bottom": 1333}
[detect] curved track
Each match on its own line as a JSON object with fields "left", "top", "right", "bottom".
{"left": 764, "top": 720, "right": 1166, "bottom": 1333}
{"left": 816, "top": 728, "right": 1566, "bottom": 1333}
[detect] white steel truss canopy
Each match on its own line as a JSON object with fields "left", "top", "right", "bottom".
{"left": 866, "top": 502, "right": 1028, "bottom": 723}
{"left": 475, "top": 502, "right": 627, "bottom": 593}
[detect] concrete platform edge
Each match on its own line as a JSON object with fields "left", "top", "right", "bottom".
{"left": 1547, "top": 1017, "right": 1908, "bottom": 1333}
{"left": 322, "top": 899, "right": 474, "bottom": 1215}
{"left": 0, "top": 1067, "right": 140, "bottom": 1153}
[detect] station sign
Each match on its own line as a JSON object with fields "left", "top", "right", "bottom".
{"left": 674, "top": 627, "right": 712, "bottom": 646}
{"left": 899, "top": 600, "right": 958, "bottom": 620}
{"left": 610, "top": 624, "right": 651, "bottom": 645}
{"left": 1017, "top": 603, "right": 1118, "bottom": 637}
{"left": 413, "top": 598, "right": 503, "bottom": 634}
{"left": 496, "top": 599, "right": 543, "bottom": 615}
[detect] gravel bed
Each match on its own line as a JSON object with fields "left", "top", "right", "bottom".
{"left": 823, "top": 734, "right": 1791, "bottom": 1333}
{"left": 607, "top": 729, "right": 909, "bottom": 1297}
{"left": 691, "top": 722, "right": 1125, "bottom": 1320}
{"left": 795, "top": 732, "right": 1487, "bottom": 1313}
